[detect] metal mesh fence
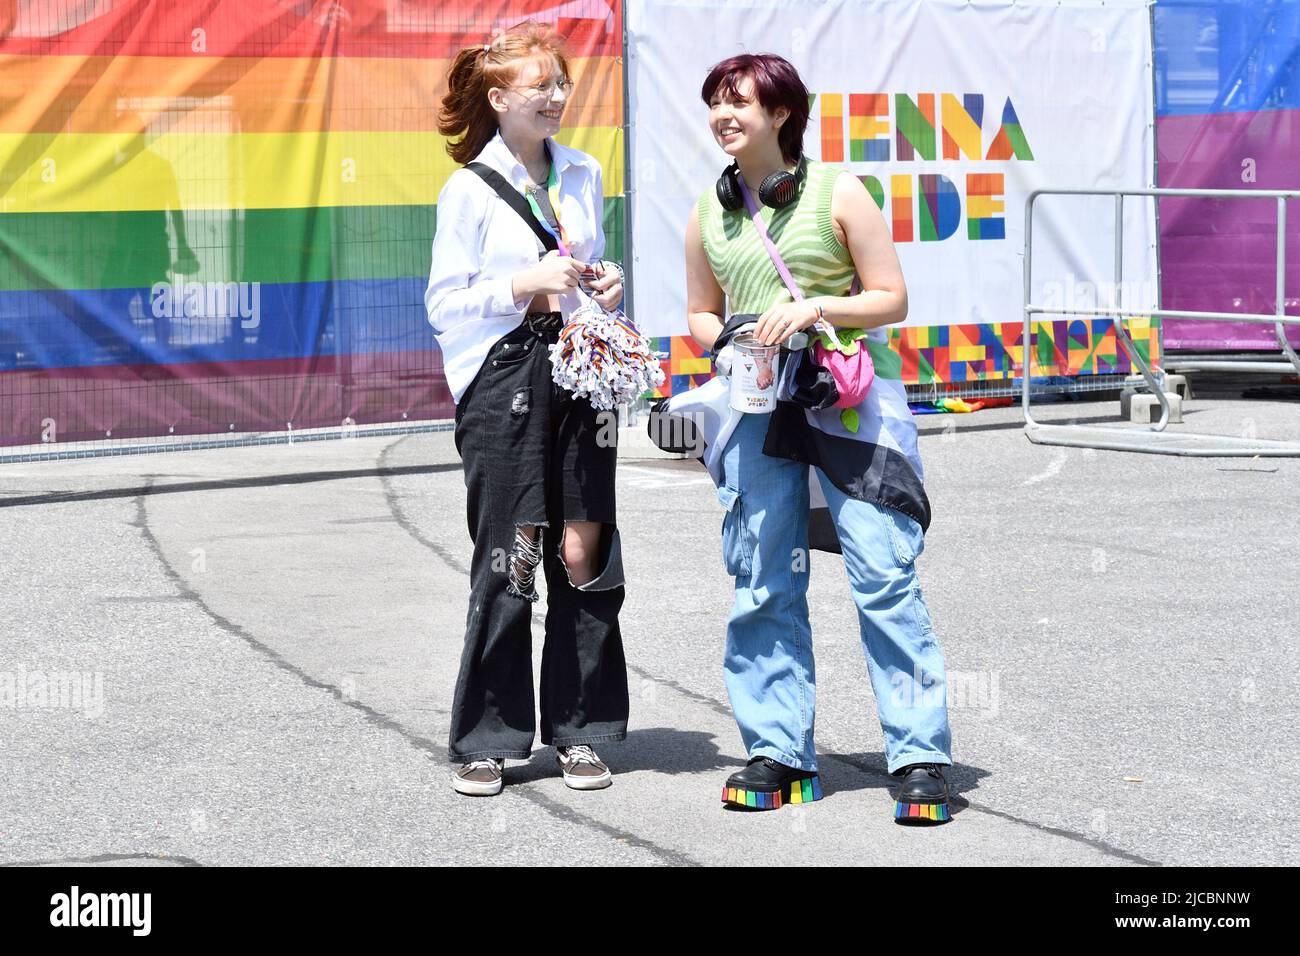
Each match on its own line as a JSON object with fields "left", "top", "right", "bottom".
{"left": 1, "top": 1, "right": 1169, "bottom": 463}
{"left": 0, "top": 0, "right": 626, "bottom": 461}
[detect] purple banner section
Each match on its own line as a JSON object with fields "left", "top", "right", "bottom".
{"left": 1157, "top": 109, "right": 1300, "bottom": 350}
{"left": 1154, "top": 0, "right": 1300, "bottom": 351}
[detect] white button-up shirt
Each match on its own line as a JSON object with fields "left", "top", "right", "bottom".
{"left": 424, "top": 130, "right": 606, "bottom": 404}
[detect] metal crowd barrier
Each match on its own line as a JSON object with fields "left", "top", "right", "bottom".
{"left": 1022, "top": 187, "right": 1300, "bottom": 456}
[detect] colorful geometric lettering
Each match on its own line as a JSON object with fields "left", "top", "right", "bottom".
{"left": 986, "top": 97, "right": 1035, "bottom": 160}
{"left": 941, "top": 93, "right": 984, "bottom": 160}
{"left": 849, "top": 93, "right": 890, "bottom": 162}
{"left": 820, "top": 93, "right": 844, "bottom": 163}
{"left": 895, "top": 93, "right": 936, "bottom": 161}
{"left": 891, "top": 173, "right": 915, "bottom": 243}
{"left": 967, "top": 172, "right": 1006, "bottom": 240}
{"left": 919, "top": 174, "right": 961, "bottom": 241}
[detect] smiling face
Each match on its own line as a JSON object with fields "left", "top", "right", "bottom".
{"left": 489, "top": 54, "right": 572, "bottom": 141}
{"left": 708, "top": 75, "right": 789, "bottom": 158}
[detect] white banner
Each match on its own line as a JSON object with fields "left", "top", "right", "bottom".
{"left": 627, "top": 0, "right": 1157, "bottom": 340}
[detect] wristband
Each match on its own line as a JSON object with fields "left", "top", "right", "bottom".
{"left": 811, "top": 302, "right": 833, "bottom": 335}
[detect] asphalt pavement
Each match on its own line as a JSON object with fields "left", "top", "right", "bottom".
{"left": 1, "top": 394, "right": 1296, "bottom": 866}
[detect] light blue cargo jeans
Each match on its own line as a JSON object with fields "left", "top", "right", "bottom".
{"left": 717, "top": 413, "right": 952, "bottom": 775}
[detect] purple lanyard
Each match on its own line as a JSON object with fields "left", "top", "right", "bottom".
{"left": 738, "top": 176, "right": 805, "bottom": 302}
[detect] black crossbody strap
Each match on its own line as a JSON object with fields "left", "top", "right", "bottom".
{"left": 465, "top": 162, "right": 559, "bottom": 254}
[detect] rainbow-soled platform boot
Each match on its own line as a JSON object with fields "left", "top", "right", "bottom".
{"left": 891, "top": 763, "right": 951, "bottom": 824}
{"left": 721, "top": 756, "right": 822, "bottom": 810}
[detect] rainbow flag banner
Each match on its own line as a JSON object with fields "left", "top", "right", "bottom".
{"left": 0, "top": 0, "right": 624, "bottom": 448}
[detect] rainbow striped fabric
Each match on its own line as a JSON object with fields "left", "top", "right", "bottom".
{"left": 721, "top": 775, "right": 823, "bottom": 810}
{"left": 894, "top": 800, "right": 950, "bottom": 822}
{"left": 0, "top": 0, "right": 624, "bottom": 447}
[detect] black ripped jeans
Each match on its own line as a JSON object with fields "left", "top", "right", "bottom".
{"left": 449, "top": 315, "right": 629, "bottom": 761}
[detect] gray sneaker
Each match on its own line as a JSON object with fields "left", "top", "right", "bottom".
{"left": 556, "top": 745, "right": 612, "bottom": 790}
{"left": 453, "top": 758, "right": 504, "bottom": 796}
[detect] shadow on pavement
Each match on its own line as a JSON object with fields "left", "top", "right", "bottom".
{"left": 507, "top": 727, "right": 733, "bottom": 782}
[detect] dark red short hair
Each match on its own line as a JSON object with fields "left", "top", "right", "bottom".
{"left": 700, "top": 53, "right": 810, "bottom": 164}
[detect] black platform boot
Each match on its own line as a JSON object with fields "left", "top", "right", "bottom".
{"left": 722, "top": 756, "right": 822, "bottom": 810}
{"left": 892, "top": 763, "right": 951, "bottom": 823}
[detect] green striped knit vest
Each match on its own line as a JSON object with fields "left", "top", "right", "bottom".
{"left": 697, "top": 159, "right": 856, "bottom": 314}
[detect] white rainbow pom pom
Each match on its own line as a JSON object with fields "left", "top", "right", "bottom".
{"left": 548, "top": 303, "right": 665, "bottom": 411}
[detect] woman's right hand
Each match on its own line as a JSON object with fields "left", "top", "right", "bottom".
{"left": 514, "top": 251, "right": 584, "bottom": 299}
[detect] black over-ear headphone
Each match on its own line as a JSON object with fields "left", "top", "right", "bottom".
{"left": 716, "top": 155, "right": 808, "bottom": 211}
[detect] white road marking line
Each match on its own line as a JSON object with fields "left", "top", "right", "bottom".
{"left": 1023, "top": 450, "right": 1068, "bottom": 486}
{"left": 618, "top": 465, "right": 715, "bottom": 489}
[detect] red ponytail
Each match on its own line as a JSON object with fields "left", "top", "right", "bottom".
{"left": 438, "top": 20, "right": 572, "bottom": 165}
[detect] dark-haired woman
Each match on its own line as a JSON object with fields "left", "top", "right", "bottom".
{"left": 425, "top": 22, "right": 629, "bottom": 798}
{"left": 680, "top": 53, "right": 954, "bottom": 822}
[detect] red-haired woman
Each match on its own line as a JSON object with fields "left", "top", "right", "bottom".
{"left": 425, "top": 21, "right": 628, "bottom": 798}
{"left": 678, "top": 53, "right": 955, "bottom": 822}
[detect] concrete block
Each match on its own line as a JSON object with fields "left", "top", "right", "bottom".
{"left": 1120, "top": 387, "right": 1138, "bottom": 419}
{"left": 1129, "top": 392, "right": 1183, "bottom": 424}
{"left": 1164, "top": 373, "right": 1192, "bottom": 400}
{"left": 1121, "top": 374, "right": 1192, "bottom": 418}
{"left": 1123, "top": 372, "right": 1192, "bottom": 400}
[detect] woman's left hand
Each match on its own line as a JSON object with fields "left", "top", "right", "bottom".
{"left": 754, "top": 300, "right": 821, "bottom": 346}
{"left": 586, "top": 263, "right": 624, "bottom": 311}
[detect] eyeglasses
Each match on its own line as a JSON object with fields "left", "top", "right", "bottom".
{"left": 511, "top": 77, "right": 574, "bottom": 97}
